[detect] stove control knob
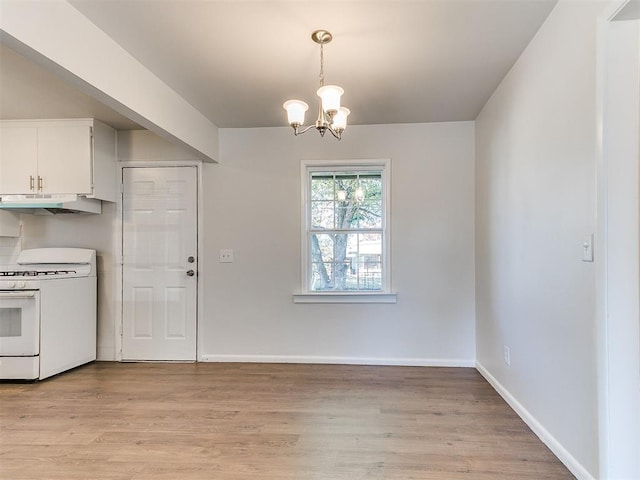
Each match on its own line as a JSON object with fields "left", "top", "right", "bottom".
{"left": 17, "top": 281, "right": 26, "bottom": 289}
{"left": 8, "top": 281, "right": 15, "bottom": 289}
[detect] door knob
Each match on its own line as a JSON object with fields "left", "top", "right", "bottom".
{"left": 186, "top": 270, "right": 195, "bottom": 277}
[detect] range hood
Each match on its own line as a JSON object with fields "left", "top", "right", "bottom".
{"left": 0, "top": 194, "right": 102, "bottom": 215}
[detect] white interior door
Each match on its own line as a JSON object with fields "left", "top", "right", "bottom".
{"left": 122, "top": 166, "right": 198, "bottom": 361}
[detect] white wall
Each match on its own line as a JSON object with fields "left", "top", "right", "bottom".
{"left": 0, "top": 210, "right": 21, "bottom": 238}
{"left": 0, "top": 236, "right": 21, "bottom": 267}
{"left": 202, "top": 122, "right": 476, "bottom": 364}
{"left": 109, "top": 124, "right": 476, "bottom": 365}
{"left": 475, "top": 1, "right": 605, "bottom": 478}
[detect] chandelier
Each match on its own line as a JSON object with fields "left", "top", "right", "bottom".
{"left": 283, "top": 30, "right": 350, "bottom": 140}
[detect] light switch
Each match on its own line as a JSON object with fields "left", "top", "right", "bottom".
{"left": 582, "top": 234, "right": 594, "bottom": 262}
{"left": 219, "top": 249, "right": 234, "bottom": 263}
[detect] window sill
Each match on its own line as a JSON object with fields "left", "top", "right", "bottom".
{"left": 292, "top": 292, "right": 397, "bottom": 304}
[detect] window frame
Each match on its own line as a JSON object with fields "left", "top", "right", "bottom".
{"left": 294, "top": 159, "right": 396, "bottom": 304}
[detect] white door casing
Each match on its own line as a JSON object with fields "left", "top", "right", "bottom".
{"left": 597, "top": 2, "right": 640, "bottom": 477}
{"left": 121, "top": 166, "right": 198, "bottom": 361}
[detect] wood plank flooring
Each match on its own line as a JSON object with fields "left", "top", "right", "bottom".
{"left": 0, "top": 362, "right": 575, "bottom": 480}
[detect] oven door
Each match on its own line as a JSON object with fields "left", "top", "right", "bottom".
{"left": 0, "top": 290, "right": 39, "bottom": 356}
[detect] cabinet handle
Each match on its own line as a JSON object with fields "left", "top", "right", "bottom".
{"left": 37, "top": 176, "right": 43, "bottom": 191}
{"left": 29, "top": 176, "right": 34, "bottom": 191}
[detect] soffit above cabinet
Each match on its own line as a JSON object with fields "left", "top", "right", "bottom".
{"left": 0, "top": 43, "right": 142, "bottom": 131}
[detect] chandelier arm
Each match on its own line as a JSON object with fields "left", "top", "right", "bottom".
{"left": 293, "top": 124, "right": 316, "bottom": 136}
{"left": 326, "top": 125, "right": 343, "bottom": 140}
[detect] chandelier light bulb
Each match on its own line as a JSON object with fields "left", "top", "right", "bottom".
{"left": 317, "top": 85, "right": 344, "bottom": 115}
{"left": 283, "top": 100, "right": 309, "bottom": 126}
{"left": 332, "top": 107, "right": 350, "bottom": 132}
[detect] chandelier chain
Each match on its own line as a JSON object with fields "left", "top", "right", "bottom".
{"left": 319, "top": 42, "right": 324, "bottom": 87}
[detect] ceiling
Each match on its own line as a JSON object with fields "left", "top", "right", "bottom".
{"left": 1, "top": 0, "right": 558, "bottom": 131}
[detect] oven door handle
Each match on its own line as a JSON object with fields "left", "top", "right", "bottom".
{"left": 0, "top": 291, "right": 37, "bottom": 299}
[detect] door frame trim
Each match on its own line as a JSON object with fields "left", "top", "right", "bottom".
{"left": 595, "top": 0, "right": 640, "bottom": 476}
{"left": 115, "top": 161, "right": 203, "bottom": 362}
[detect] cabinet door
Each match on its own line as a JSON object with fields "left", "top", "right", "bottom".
{"left": 37, "top": 126, "right": 92, "bottom": 195}
{"left": 0, "top": 127, "right": 38, "bottom": 195}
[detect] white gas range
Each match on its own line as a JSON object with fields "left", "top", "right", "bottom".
{"left": 0, "top": 248, "right": 97, "bottom": 380}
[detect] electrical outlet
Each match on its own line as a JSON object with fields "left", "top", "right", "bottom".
{"left": 503, "top": 345, "right": 511, "bottom": 366}
{"left": 219, "top": 249, "right": 234, "bottom": 263}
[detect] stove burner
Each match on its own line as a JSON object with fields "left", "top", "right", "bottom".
{"left": 0, "top": 270, "right": 77, "bottom": 277}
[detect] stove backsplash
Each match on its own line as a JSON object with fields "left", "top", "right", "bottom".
{"left": 0, "top": 237, "right": 21, "bottom": 267}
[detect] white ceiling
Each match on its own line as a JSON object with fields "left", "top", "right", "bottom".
{"left": 1, "top": 0, "right": 558, "bottom": 130}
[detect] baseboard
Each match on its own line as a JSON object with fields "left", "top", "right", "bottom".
{"left": 97, "top": 346, "right": 115, "bottom": 361}
{"left": 475, "top": 361, "right": 596, "bottom": 480}
{"left": 200, "top": 354, "right": 475, "bottom": 367}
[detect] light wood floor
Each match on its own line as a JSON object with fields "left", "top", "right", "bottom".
{"left": 0, "top": 362, "right": 575, "bottom": 480}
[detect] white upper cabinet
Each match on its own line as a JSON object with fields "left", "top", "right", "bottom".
{"left": 0, "top": 119, "right": 117, "bottom": 202}
{"left": 37, "top": 125, "right": 93, "bottom": 195}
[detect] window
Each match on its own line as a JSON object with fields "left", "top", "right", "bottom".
{"left": 295, "top": 160, "right": 395, "bottom": 303}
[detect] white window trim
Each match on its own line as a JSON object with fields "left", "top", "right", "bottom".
{"left": 293, "top": 159, "right": 396, "bottom": 304}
